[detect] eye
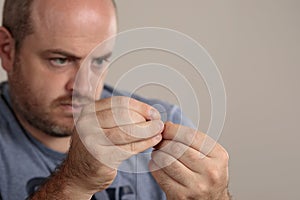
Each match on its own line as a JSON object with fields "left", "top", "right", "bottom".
{"left": 49, "top": 58, "right": 70, "bottom": 67}
{"left": 91, "top": 57, "right": 109, "bottom": 70}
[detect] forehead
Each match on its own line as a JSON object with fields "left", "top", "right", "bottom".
{"left": 27, "top": 0, "right": 117, "bottom": 55}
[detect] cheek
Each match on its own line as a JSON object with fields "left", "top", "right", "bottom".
{"left": 14, "top": 72, "right": 50, "bottom": 107}
{"left": 9, "top": 68, "right": 46, "bottom": 110}
{"left": 15, "top": 55, "right": 69, "bottom": 103}
{"left": 18, "top": 62, "right": 55, "bottom": 97}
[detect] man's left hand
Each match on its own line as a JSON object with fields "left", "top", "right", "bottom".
{"left": 149, "top": 122, "right": 230, "bottom": 200}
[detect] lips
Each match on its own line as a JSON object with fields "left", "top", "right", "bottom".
{"left": 57, "top": 97, "right": 92, "bottom": 114}
{"left": 60, "top": 103, "right": 84, "bottom": 114}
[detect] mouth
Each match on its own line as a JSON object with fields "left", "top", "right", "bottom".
{"left": 72, "top": 103, "right": 84, "bottom": 110}
{"left": 60, "top": 103, "right": 85, "bottom": 114}
{"left": 57, "top": 96, "right": 92, "bottom": 115}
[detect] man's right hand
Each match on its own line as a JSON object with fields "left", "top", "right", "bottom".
{"left": 62, "top": 96, "right": 164, "bottom": 196}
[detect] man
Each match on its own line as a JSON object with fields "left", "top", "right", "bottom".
{"left": 0, "top": 0, "right": 231, "bottom": 199}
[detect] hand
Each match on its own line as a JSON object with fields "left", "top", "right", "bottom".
{"left": 64, "top": 96, "right": 164, "bottom": 194}
{"left": 149, "top": 122, "right": 230, "bottom": 200}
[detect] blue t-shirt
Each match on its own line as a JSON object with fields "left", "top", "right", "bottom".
{"left": 0, "top": 82, "right": 194, "bottom": 200}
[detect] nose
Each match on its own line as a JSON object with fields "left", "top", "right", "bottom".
{"left": 66, "top": 73, "right": 75, "bottom": 93}
{"left": 67, "top": 60, "right": 100, "bottom": 100}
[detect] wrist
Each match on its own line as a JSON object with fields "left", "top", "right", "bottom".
{"left": 61, "top": 155, "right": 113, "bottom": 195}
{"left": 59, "top": 161, "right": 100, "bottom": 196}
{"left": 62, "top": 133, "right": 116, "bottom": 193}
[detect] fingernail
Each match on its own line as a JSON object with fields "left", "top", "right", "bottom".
{"left": 158, "top": 120, "right": 164, "bottom": 130}
{"left": 154, "top": 134, "right": 162, "bottom": 141}
{"left": 150, "top": 108, "right": 160, "bottom": 120}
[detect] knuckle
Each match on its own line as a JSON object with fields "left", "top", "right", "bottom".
{"left": 182, "top": 128, "right": 196, "bottom": 144}
{"left": 216, "top": 145, "right": 230, "bottom": 164}
{"left": 153, "top": 152, "right": 167, "bottom": 167}
{"left": 170, "top": 142, "right": 185, "bottom": 157}
{"left": 117, "top": 108, "right": 129, "bottom": 119}
{"left": 221, "top": 148, "right": 230, "bottom": 162}
{"left": 110, "top": 96, "right": 128, "bottom": 108}
{"left": 185, "top": 149, "right": 198, "bottom": 161}
{"left": 130, "top": 142, "right": 136, "bottom": 153}
{"left": 112, "top": 96, "right": 123, "bottom": 103}
{"left": 207, "top": 167, "right": 222, "bottom": 185}
{"left": 96, "top": 110, "right": 106, "bottom": 123}
{"left": 121, "top": 124, "right": 135, "bottom": 138}
{"left": 172, "top": 165, "right": 184, "bottom": 178}
{"left": 164, "top": 155, "right": 176, "bottom": 168}
{"left": 195, "top": 182, "right": 209, "bottom": 196}
{"left": 121, "top": 96, "right": 132, "bottom": 107}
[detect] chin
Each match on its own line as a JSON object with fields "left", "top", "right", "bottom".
{"left": 46, "top": 123, "right": 74, "bottom": 137}
{"left": 36, "top": 116, "right": 75, "bottom": 138}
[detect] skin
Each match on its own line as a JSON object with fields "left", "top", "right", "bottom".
{"left": 0, "top": 0, "right": 230, "bottom": 199}
{"left": 1, "top": 0, "right": 117, "bottom": 152}
{"left": 150, "top": 122, "right": 230, "bottom": 200}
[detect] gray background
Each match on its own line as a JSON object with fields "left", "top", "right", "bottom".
{"left": 1, "top": 0, "right": 299, "bottom": 199}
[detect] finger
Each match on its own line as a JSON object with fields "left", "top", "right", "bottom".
{"left": 102, "top": 120, "right": 164, "bottom": 145}
{"left": 162, "top": 122, "right": 225, "bottom": 158}
{"left": 117, "top": 133, "right": 163, "bottom": 155}
{"left": 76, "top": 108, "right": 145, "bottom": 130}
{"left": 149, "top": 160, "right": 186, "bottom": 195}
{"left": 150, "top": 150, "right": 194, "bottom": 187}
{"left": 83, "top": 133, "right": 163, "bottom": 169}
{"left": 77, "top": 117, "right": 163, "bottom": 144}
{"left": 82, "top": 96, "right": 161, "bottom": 120}
{"left": 95, "top": 107, "right": 146, "bottom": 128}
{"left": 155, "top": 140, "right": 230, "bottom": 186}
{"left": 154, "top": 139, "right": 209, "bottom": 173}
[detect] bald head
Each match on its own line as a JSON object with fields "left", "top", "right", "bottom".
{"left": 32, "top": 0, "right": 116, "bottom": 38}
{"left": 2, "top": 0, "right": 117, "bottom": 52}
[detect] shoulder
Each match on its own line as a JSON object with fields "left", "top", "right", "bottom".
{"left": 101, "top": 84, "right": 195, "bottom": 128}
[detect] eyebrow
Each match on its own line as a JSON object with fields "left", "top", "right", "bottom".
{"left": 92, "top": 52, "right": 113, "bottom": 61}
{"left": 41, "top": 49, "right": 82, "bottom": 60}
{"left": 41, "top": 49, "right": 113, "bottom": 61}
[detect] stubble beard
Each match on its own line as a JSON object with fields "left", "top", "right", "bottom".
{"left": 9, "top": 57, "right": 74, "bottom": 138}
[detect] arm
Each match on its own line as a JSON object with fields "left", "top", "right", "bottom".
{"left": 29, "top": 97, "right": 164, "bottom": 199}
{"left": 29, "top": 132, "right": 112, "bottom": 200}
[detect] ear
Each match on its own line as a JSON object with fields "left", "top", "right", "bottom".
{"left": 0, "top": 27, "right": 15, "bottom": 73}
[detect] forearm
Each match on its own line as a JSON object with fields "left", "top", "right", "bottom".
{"left": 29, "top": 162, "right": 95, "bottom": 200}
{"left": 29, "top": 133, "right": 114, "bottom": 200}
